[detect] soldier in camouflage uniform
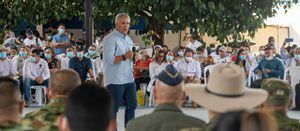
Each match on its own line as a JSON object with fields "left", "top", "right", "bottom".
{"left": 261, "top": 78, "right": 300, "bottom": 131}
{"left": 22, "top": 69, "right": 81, "bottom": 131}
{"left": 0, "top": 77, "right": 36, "bottom": 131}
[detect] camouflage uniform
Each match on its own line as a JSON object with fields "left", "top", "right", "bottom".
{"left": 0, "top": 121, "right": 36, "bottom": 131}
{"left": 262, "top": 78, "right": 300, "bottom": 131}
{"left": 22, "top": 97, "right": 65, "bottom": 131}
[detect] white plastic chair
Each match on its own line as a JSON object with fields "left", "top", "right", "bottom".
{"left": 284, "top": 67, "right": 290, "bottom": 82}
{"left": 204, "top": 65, "right": 216, "bottom": 85}
{"left": 31, "top": 86, "right": 47, "bottom": 106}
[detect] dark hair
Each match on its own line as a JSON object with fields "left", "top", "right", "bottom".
{"left": 0, "top": 77, "right": 19, "bottom": 87}
{"left": 235, "top": 49, "right": 246, "bottom": 68}
{"left": 184, "top": 48, "right": 194, "bottom": 56}
{"left": 155, "top": 50, "right": 166, "bottom": 63}
{"left": 31, "top": 48, "right": 42, "bottom": 56}
{"left": 212, "top": 110, "right": 276, "bottom": 131}
{"left": 215, "top": 45, "right": 223, "bottom": 55}
{"left": 58, "top": 23, "right": 65, "bottom": 28}
{"left": 65, "top": 82, "right": 113, "bottom": 131}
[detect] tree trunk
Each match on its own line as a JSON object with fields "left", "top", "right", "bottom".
{"left": 149, "top": 20, "right": 164, "bottom": 45}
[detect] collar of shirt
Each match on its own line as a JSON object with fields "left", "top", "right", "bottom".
{"left": 113, "top": 29, "right": 127, "bottom": 39}
{"left": 154, "top": 103, "right": 182, "bottom": 113}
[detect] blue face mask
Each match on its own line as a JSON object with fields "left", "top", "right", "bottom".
{"left": 19, "top": 51, "right": 27, "bottom": 58}
{"left": 0, "top": 52, "right": 7, "bottom": 59}
{"left": 58, "top": 29, "right": 65, "bottom": 34}
{"left": 239, "top": 55, "right": 247, "bottom": 61}
{"left": 166, "top": 55, "right": 174, "bottom": 61}
{"left": 30, "top": 56, "right": 37, "bottom": 62}
{"left": 44, "top": 53, "right": 52, "bottom": 59}
{"left": 88, "top": 50, "right": 95, "bottom": 56}
{"left": 67, "top": 52, "right": 74, "bottom": 58}
{"left": 77, "top": 52, "right": 84, "bottom": 58}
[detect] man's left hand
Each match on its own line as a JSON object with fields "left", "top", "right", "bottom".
{"left": 263, "top": 69, "right": 272, "bottom": 74}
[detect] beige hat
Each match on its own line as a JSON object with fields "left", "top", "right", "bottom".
{"left": 0, "top": 45, "right": 7, "bottom": 51}
{"left": 184, "top": 64, "right": 268, "bottom": 113}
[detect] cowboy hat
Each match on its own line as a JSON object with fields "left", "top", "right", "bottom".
{"left": 184, "top": 64, "right": 268, "bottom": 113}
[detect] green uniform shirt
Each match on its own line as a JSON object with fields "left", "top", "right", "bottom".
{"left": 0, "top": 121, "right": 36, "bottom": 131}
{"left": 22, "top": 97, "right": 65, "bottom": 131}
{"left": 126, "top": 103, "right": 205, "bottom": 131}
{"left": 274, "top": 111, "right": 300, "bottom": 131}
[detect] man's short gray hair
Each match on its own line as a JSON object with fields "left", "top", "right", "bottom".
{"left": 115, "top": 13, "right": 130, "bottom": 23}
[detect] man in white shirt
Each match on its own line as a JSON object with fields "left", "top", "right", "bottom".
{"left": 214, "top": 46, "right": 231, "bottom": 64}
{"left": 0, "top": 45, "right": 16, "bottom": 77}
{"left": 185, "top": 35, "right": 202, "bottom": 51}
{"left": 23, "top": 49, "right": 50, "bottom": 106}
{"left": 175, "top": 49, "right": 201, "bottom": 82}
{"left": 60, "top": 47, "right": 76, "bottom": 69}
{"left": 23, "top": 29, "right": 43, "bottom": 49}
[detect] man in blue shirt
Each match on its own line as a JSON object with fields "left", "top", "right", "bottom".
{"left": 254, "top": 47, "right": 284, "bottom": 79}
{"left": 69, "top": 47, "right": 94, "bottom": 81}
{"left": 102, "top": 13, "right": 137, "bottom": 127}
{"left": 52, "top": 24, "right": 70, "bottom": 55}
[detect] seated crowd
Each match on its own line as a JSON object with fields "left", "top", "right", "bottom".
{"left": 1, "top": 25, "right": 300, "bottom": 131}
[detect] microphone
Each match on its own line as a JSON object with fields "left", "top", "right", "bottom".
{"left": 132, "top": 47, "right": 136, "bottom": 64}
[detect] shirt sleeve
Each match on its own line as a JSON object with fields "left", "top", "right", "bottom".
{"left": 103, "top": 37, "right": 116, "bottom": 66}
{"left": 87, "top": 58, "right": 93, "bottom": 70}
{"left": 149, "top": 62, "right": 155, "bottom": 79}
{"left": 43, "top": 61, "right": 51, "bottom": 80}
{"left": 23, "top": 61, "right": 35, "bottom": 80}
{"left": 12, "top": 57, "right": 19, "bottom": 74}
{"left": 52, "top": 35, "right": 59, "bottom": 45}
{"left": 269, "top": 60, "right": 285, "bottom": 79}
{"left": 8, "top": 60, "right": 17, "bottom": 76}
{"left": 195, "top": 62, "right": 202, "bottom": 79}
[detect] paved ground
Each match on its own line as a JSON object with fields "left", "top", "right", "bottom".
{"left": 24, "top": 106, "right": 300, "bottom": 131}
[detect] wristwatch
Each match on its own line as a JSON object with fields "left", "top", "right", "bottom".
{"left": 122, "top": 55, "right": 126, "bottom": 61}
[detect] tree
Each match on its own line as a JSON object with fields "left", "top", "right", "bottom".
{"left": 1, "top": 0, "right": 298, "bottom": 45}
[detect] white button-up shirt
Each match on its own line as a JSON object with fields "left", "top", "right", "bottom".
{"left": 186, "top": 40, "right": 202, "bottom": 51}
{"left": 149, "top": 62, "right": 167, "bottom": 80}
{"left": 24, "top": 36, "right": 43, "bottom": 47}
{"left": 60, "top": 57, "right": 70, "bottom": 69}
{"left": 0, "top": 58, "right": 16, "bottom": 77}
{"left": 23, "top": 58, "right": 50, "bottom": 80}
{"left": 214, "top": 55, "right": 231, "bottom": 64}
{"left": 12, "top": 56, "right": 27, "bottom": 76}
{"left": 174, "top": 58, "right": 201, "bottom": 79}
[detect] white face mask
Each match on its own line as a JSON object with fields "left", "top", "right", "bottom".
{"left": 185, "top": 57, "right": 193, "bottom": 62}
{"left": 266, "top": 56, "right": 274, "bottom": 61}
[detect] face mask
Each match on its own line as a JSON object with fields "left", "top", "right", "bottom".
{"left": 88, "top": 50, "right": 95, "bottom": 56}
{"left": 58, "top": 29, "right": 65, "bottom": 34}
{"left": 0, "top": 52, "right": 7, "bottom": 59}
{"left": 47, "top": 35, "right": 52, "bottom": 40}
{"left": 44, "top": 53, "right": 52, "bottom": 59}
{"left": 185, "top": 57, "right": 193, "bottom": 62}
{"left": 166, "top": 55, "right": 174, "bottom": 61}
{"left": 266, "top": 56, "right": 274, "bottom": 61}
{"left": 239, "top": 55, "right": 247, "bottom": 61}
{"left": 67, "top": 52, "right": 75, "bottom": 58}
{"left": 19, "top": 51, "right": 27, "bottom": 58}
{"left": 77, "top": 52, "right": 84, "bottom": 58}
{"left": 30, "top": 56, "right": 37, "bottom": 62}
{"left": 178, "top": 51, "right": 184, "bottom": 57}
{"left": 295, "top": 55, "right": 300, "bottom": 60}
{"left": 259, "top": 51, "right": 265, "bottom": 55}
{"left": 138, "top": 54, "right": 143, "bottom": 60}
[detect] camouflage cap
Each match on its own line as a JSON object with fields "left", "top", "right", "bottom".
{"left": 261, "top": 78, "right": 291, "bottom": 106}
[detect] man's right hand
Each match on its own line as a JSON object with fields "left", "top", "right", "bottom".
{"left": 124, "top": 51, "right": 133, "bottom": 59}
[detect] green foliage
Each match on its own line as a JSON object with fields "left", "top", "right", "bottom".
{"left": 0, "top": 0, "right": 298, "bottom": 44}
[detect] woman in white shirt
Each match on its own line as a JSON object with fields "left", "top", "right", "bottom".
{"left": 147, "top": 50, "right": 167, "bottom": 92}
